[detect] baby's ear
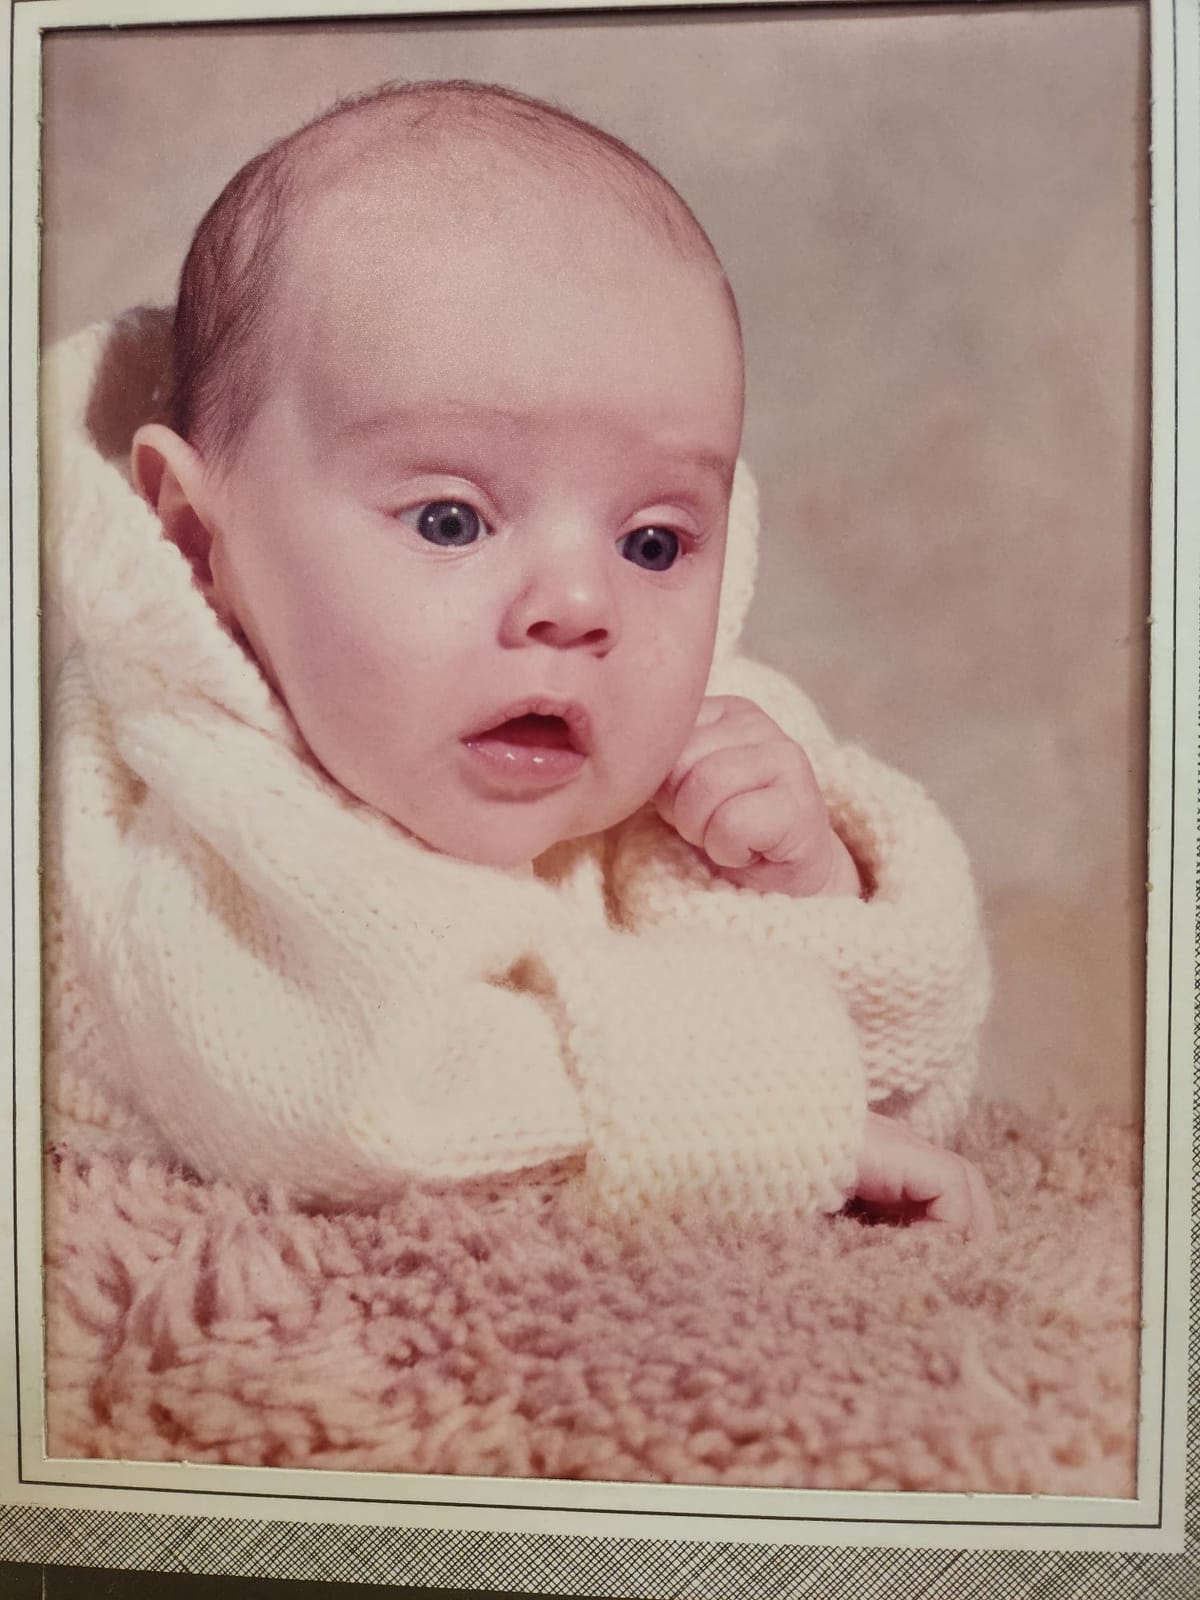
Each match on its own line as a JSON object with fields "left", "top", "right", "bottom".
{"left": 130, "top": 423, "right": 217, "bottom": 584}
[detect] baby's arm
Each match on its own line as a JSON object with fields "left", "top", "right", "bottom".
{"left": 653, "top": 695, "right": 994, "bottom": 1236}
{"left": 618, "top": 653, "right": 992, "bottom": 1166}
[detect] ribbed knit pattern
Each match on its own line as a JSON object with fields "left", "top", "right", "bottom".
{"left": 40, "top": 313, "right": 989, "bottom": 1221}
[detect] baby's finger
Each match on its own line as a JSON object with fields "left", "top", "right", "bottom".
{"left": 703, "top": 782, "right": 810, "bottom": 870}
{"left": 656, "top": 714, "right": 782, "bottom": 821}
{"left": 923, "top": 1155, "right": 981, "bottom": 1238}
{"left": 694, "top": 695, "right": 775, "bottom": 731}
{"left": 662, "top": 743, "right": 798, "bottom": 850}
{"left": 694, "top": 697, "right": 734, "bottom": 728}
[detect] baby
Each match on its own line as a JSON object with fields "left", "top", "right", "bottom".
{"left": 43, "top": 81, "right": 993, "bottom": 1235}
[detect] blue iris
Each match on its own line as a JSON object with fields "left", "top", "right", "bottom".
{"left": 417, "top": 502, "right": 483, "bottom": 547}
{"left": 620, "top": 526, "right": 680, "bottom": 571}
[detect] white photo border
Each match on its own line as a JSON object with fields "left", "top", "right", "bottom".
{"left": 3, "top": 0, "right": 1197, "bottom": 1582}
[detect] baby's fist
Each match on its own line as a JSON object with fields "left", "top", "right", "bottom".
{"left": 851, "top": 1113, "right": 997, "bottom": 1240}
{"left": 655, "top": 696, "right": 861, "bottom": 898}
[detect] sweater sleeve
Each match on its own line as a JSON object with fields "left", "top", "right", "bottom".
{"left": 531, "top": 924, "right": 866, "bottom": 1219}
{"left": 608, "top": 655, "right": 992, "bottom": 1145}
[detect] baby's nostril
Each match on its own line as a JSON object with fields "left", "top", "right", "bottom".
{"left": 527, "top": 619, "right": 608, "bottom": 648}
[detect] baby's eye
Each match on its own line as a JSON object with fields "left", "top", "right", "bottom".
{"left": 406, "top": 501, "right": 487, "bottom": 547}
{"left": 619, "top": 526, "right": 681, "bottom": 572}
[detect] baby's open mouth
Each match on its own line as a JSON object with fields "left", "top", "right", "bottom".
{"left": 464, "top": 703, "right": 591, "bottom": 785}
{"left": 478, "top": 713, "right": 577, "bottom": 751}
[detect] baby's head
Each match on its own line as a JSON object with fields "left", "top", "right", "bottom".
{"left": 134, "top": 81, "right": 745, "bottom": 867}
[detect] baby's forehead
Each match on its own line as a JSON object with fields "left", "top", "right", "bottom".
{"left": 272, "top": 159, "right": 711, "bottom": 385}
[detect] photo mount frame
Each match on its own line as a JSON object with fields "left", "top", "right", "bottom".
{"left": 2, "top": 0, "right": 1197, "bottom": 1586}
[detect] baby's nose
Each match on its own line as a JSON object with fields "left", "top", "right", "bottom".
{"left": 501, "top": 540, "right": 619, "bottom": 653}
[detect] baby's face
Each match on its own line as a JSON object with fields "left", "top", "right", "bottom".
{"left": 204, "top": 162, "right": 744, "bottom": 867}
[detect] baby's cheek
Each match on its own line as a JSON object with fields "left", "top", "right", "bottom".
{"left": 272, "top": 625, "right": 397, "bottom": 786}
{"left": 618, "top": 703, "right": 701, "bottom": 815}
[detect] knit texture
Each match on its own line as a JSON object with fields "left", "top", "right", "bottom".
{"left": 41, "top": 311, "right": 990, "bottom": 1221}
{"left": 43, "top": 1099, "right": 1139, "bottom": 1494}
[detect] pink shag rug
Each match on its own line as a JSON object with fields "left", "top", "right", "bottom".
{"left": 43, "top": 1101, "right": 1140, "bottom": 1496}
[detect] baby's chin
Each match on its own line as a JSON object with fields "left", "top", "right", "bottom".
{"left": 398, "top": 794, "right": 654, "bottom": 873}
{"left": 409, "top": 819, "right": 602, "bottom": 873}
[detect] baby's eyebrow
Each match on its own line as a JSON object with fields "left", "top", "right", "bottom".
{"left": 327, "top": 403, "right": 734, "bottom": 492}
{"left": 668, "top": 447, "right": 734, "bottom": 483}
{"left": 331, "top": 400, "right": 528, "bottom": 443}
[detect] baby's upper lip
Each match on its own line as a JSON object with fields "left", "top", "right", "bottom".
{"left": 465, "top": 697, "right": 593, "bottom": 754}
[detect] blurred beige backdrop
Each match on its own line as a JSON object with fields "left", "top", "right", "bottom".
{"left": 39, "top": 5, "right": 1149, "bottom": 1121}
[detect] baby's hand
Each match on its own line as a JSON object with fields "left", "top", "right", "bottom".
{"left": 851, "top": 1112, "right": 997, "bottom": 1239}
{"left": 655, "top": 696, "right": 862, "bottom": 897}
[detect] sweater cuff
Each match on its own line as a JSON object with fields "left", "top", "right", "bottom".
{"left": 536, "top": 929, "right": 866, "bottom": 1220}
{"left": 793, "top": 742, "right": 991, "bottom": 1124}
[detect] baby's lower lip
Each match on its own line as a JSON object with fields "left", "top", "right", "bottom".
{"left": 463, "top": 715, "right": 587, "bottom": 787}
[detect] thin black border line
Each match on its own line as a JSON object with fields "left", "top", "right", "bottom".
{"left": 10, "top": 0, "right": 1175, "bottom": 1539}
{"left": 3, "top": 1473, "right": 1171, "bottom": 1528}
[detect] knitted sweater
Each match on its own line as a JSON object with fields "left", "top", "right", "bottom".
{"left": 40, "top": 312, "right": 991, "bottom": 1221}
